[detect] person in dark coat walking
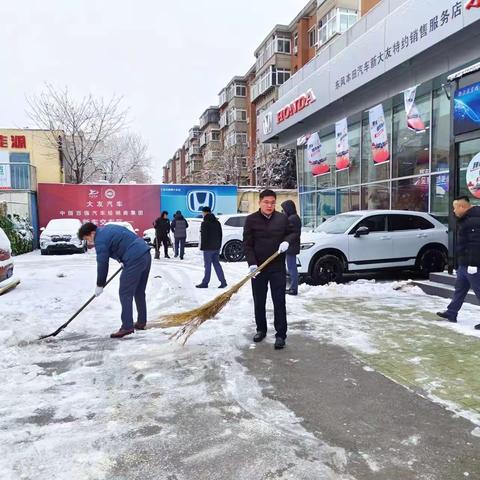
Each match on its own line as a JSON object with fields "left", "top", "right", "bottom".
{"left": 153, "top": 211, "right": 171, "bottom": 259}
{"left": 437, "top": 196, "right": 480, "bottom": 329}
{"left": 196, "top": 207, "right": 227, "bottom": 289}
{"left": 281, "top": 200, "right": 302, "bottom": 296}
{"left": 78, "top": 222, "right": 152, "bottom": 338}
{"left": 171, "top": 210, "right": 189, "bottom": 259}
{"left": 243, "top": 189, "right": 296, "bottom": 349}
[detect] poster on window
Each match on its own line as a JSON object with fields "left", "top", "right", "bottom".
{"left": 466, "top": 152, "right": 480, "bottom": 199}
{"left": 335, "top": 118, "right": 350, "bottom": 170}
{"left": 368, "top": 104, "right": 390, "bottom": 164}
{"left": 306, "top": 132, "right": 329, "bottom": 176}
{"left": 0, "top": 153, "right": 10, "bottom": 189}
{"left": 404, "top": 86, "right": 426, "bottom": 133}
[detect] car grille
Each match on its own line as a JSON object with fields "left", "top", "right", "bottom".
{"left": 51, "top": 235, "right": 72, "bottom": 242}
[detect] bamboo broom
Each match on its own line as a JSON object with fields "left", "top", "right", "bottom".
{"left": 151, "top": 251, "right": 280, "bottom": 345}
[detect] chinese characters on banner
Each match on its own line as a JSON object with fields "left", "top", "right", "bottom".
{"left": 38, "top": 184, "right": 161, "bottom": 234}
{"left": 369, "top": 104, "right": 390, "bottom": 164}
{"left": 404, "top": 86, "right": 426, "bottom": 132}
{"left": 0, "top": 135, "right": 27, "bottom": 149}
{"left": 306, "top": 132, "right": 330, "bottom": 176}
{"left": 335, "top": 118, "right": 350, "bottom": 170}
{"left": 466, "top": 152, "right": 480, "bottom": 199}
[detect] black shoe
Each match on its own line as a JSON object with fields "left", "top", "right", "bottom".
{"left": 436, "top": 311, "right": 457, "bottom": 322}
{"left": 219, "top": 283, "right": 227, "bottom": 289}
{"left": 154, "top": 255, "right": 160, "bottom": 260}
{"left": 274, "top": 337, "right": 286, "bottom": 349}
{"left": 475, "top": 324, "right": 480, "bottom": 330}
{"left": 180, "top": 257, "right": 184, "bottom": 260}
{"left": 286, "top": 288, "right": 298, "bottom": 296}
{"left": 174, "top": 255, "right": 178, "bottom": 258}
{"left": 134, "top": 322, "right": 146, "bottom": 330}
{"left": 196, "top": 284, "right": 208, "bottom": 288}
{"left": 165, "top": 255, "right": 171, "bottom": 259}
{"left": 253, "top": 331, "right": 266, "bottom": 343}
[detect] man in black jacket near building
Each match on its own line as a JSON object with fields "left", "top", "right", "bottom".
{"left": 437, "top": 196, "right": 480, "bottom": 329}
{"left": 196, "top": 207, "right": 227, "bottom": 289}
{"left": 281, "top": 200, "right": 302, "bottom": 296}
{"left": 171, "top": 210, "right": 189, "bottom": 259}
{"left": 153, "top": 211, "right": 171, "bottom": 259}
{"left": 243, "top": 189, "right": 295, "bottom": 349}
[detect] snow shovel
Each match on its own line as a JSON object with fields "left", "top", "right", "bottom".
{"left": 39, "top": 267, "right": 123, "bottom": 340}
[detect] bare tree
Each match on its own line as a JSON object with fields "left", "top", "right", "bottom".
{"left": 89, "top": 133, "right": 152, "bottom": 183}
{"left": 26, "top": 84, "right": 127, "bottom": 184}
{"left": 199, "top": 143, "right": 247, "bottom": 185}
{"left": 255, "top": 144, "right": 297, "bottom": 188}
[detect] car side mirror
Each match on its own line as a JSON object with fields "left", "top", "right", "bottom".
{"left": 354, "top": 226, "right": 370, "bottom": 238}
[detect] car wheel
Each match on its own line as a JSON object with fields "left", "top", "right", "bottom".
{"left": 222, "top": 240, "right": 244, "bottom": 262}
{"left": 309, "top": 254, "right": 344, "bottom": 286}
{"left": 417, "top": 247, "right": 447, "bottom": 276}
{"left": 41, "top": 249, "right": 48, "bottom": 256}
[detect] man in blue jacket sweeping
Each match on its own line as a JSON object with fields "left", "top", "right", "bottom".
{"left": 78, "top": 222, "right": 152, "bottom": 338}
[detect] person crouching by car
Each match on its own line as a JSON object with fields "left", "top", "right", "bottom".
{"left": 153, "top": 211, "right": 171, "bottom": 259}
{"left": 281, "top": 200, "right": 301, "bottom": 295}
{"left": 196, "top": 207, "right": 227, "bottom": 289}
{"left": 171, "top": 210, "right": 188, "bottom": 259}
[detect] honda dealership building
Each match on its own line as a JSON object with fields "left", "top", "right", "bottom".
{"left": 259, "top": 0, "right": 480, "bottom": 247}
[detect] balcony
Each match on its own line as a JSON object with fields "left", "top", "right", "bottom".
{"left": 188, "top": 146, "right": 201, "bottom": 156}
{"left": 219, "top": 112, "right": 229, "bottom": 129}
{"left": 199, "top": 108, "right": 220, "bottom": 129}
{"left": 188, "top": 128, "right": 201, "bottom": 141}
{"left": 0, "top": 163, "right": 37, "bottom": 191}
{"left": 199, "top": 133, "right": 207, "bottom": 147}
{"left": 219, "top": 89, "right": 228, "bottom": 107}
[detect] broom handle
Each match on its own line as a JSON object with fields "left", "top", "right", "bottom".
{"left": 247, "top": 251, "right": 281, "bottom": 279}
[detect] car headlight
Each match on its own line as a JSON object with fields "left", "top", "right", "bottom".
{"left": 300, "top": 243, "right": 315, "bottom": 250}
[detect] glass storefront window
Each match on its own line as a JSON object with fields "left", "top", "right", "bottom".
{"left": 337, "top": 187, "right": 360, "bottom": 213}
{"left": 392, "top": 93, "right": 430, "bottom": 178}
{"left": 315, "top": 132, "right": 335, "bottom": 189}
{"left": 432, "top": 88, "right": 450, "bottom": 172}
{"left": 458, "top": 138, "right": 480, "bottom": 206}
{"left": 336, "top": 121, "right": 361, "bottom": 187}
{"left": 391, "top": 176, "right": 429, "bottom": 211}
{"left": 299, "top": 192, "right": 317, "bottom": 228}
{"left": 317, "top": 189, "right": 336, "bottom": 221}
{"left": 361, "top": 182, "right": 390, "bottom": 210}
{"left": 361, "top": 110, "right": 391, "bottom": 184}
{"left": 430, "top": 173, "right": 449, "bottom": 223}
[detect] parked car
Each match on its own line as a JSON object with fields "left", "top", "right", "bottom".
{"left": 105, "top": 221, "right": 138, "bottom": 234}
{"left": 297, "top": 210, "right": 448, "bottom": 285}
{"left": 40, "top": 219, "right": 86, "bottom": 255}
{"left": 0, "top": 227, "right": 20, "bottom": 294}
{"left": 142, "top": 214, "right": 248, "bottom": 262}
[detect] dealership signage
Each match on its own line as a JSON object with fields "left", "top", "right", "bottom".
{"left": 276, "top": 89, "right": 316, "bottom": 124}
{"left": 465, "top": 0, "right": 480, "bottom": 9}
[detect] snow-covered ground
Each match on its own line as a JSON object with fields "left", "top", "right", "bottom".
{"left": 1, "top": 249, "right": 480, "bottom": 479}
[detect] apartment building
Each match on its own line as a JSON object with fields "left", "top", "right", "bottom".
{"left": 199, "top": 107, "right": 221, "bottom": 176}
{"left": 218, "top": 76, "right": 249, "bottom": 184}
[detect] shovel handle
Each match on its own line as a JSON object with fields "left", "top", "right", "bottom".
{"left": 39, "top": 266, "right": 123, "bottom": 340}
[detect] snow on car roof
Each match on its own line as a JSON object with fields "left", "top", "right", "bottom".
{"left": 46, "top": 219, "right": 82, "bottom": 228}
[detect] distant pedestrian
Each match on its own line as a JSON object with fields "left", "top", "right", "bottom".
{"left": 153, "top": 211, "right": 171, "bottom": 259}
{"left": 437, "top": 196, "right": 480, "bottom": 329}
{"left": 78, "top": 222, "right": 151, "bottom": 338}
{"left": 171, "top": 210, "right": 188, "bottom": 260}
{"left": 243, "top": 189, "right": 295, "bottom": 350}
{"left": 196, "top": 207, "right": 227, "bottom": 289}
{"left": 281, "top": 200, "right": 301, "bottom": 296}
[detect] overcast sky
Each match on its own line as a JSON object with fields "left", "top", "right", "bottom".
{"left": 0, "top": 0, "right": 307, "bottom": 182}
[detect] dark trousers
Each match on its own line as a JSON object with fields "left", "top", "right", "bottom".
{"left": 119, "top": 252, "right": 151, "bottom": 330}
{"left": 155, "top": 235, "right": 169, "bottom": 258}
{"left": 447, "top": 266, "right": 480, "bottom": 318}
{"left": 251, "top": 269, "right": 287, "bottom": 339}
{"left": 286, "top": 254, "right": 298, "bottom": 292}
{"left": 174, "top": 237, "right": 185, "bottom": 258}
{"left": 201, "top": 250, "right": 226, "bottom": 286}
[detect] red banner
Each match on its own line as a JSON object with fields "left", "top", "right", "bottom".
{"left": 38, "top": 184, "right": 160, "bottom": 235}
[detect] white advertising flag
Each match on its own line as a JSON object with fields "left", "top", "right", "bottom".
{"left": 404, "top": 86, "right": 426, "bottom": 133}
{"left": 335, "top": 118, "right": 350, "bottom": 170}
{"left": 306, "top": 132, "right": 329, "bottom": 176}
{"left": 368, "top": 104, "right": 390, "bottom": 164}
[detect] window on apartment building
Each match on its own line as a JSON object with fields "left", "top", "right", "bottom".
{"left": 227, "top": 109, "right": 235, "bottom": 125}
{"left": 226, "top": 131, "right": 235, "bottom": 148}
{"left": 211, "top": 130, "right": 220, "bottom": 141}
{"left": 318, "top": 8, "right": 358, "bottom": 47}
{"left": 236, "top": 133, "right": 247, "bottom": 144}
{"left": 235, "top": 109, "right": 247, "bottom": 122}
{"left": 272, "top": 67, "right": 291, "bottom": 86}
{"left": 293, "top": 32, "right": 298, "bottom": 50}
{"left": 308, "top": 26, "right": 317, "bottom": 48}
{"left": 276, "top": 36, "right": 291, "bottom": 54}
{"left": 235, "top": 85, "right": 246, "bottom": 97}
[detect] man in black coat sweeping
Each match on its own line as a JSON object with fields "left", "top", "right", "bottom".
{"left": 281, "top": 200, "right": 302, "bottom": 296}
{"left": 153, "top": 211, "right": 171, "bottom": 259}
{"left": 243, "top": 189, "right": 296, "bottom": 349}
{"left": 196, "top": 207, "right": 227, "bottom": 289}
{"left": 437, "top": 196, "right": 480, "bottom": 329}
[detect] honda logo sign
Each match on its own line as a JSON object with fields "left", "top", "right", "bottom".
{"left": 262, "top": 112, "right": 273, "bottom": 135}
{"left": 187, "top": 190, "right": 216, "bottom": 212}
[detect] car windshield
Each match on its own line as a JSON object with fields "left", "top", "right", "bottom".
{"left": 314, "top": 215, "right": 362, "bottom": 234}
{"left": 46, "top": 219, "right": 80, "bottom": 230}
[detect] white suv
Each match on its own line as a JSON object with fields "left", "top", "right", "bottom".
{"left": 298, "top": 210, "right": 448, "bottom": 285}
{"left": 40, "top": 219, "right": 86, "bottom": 255}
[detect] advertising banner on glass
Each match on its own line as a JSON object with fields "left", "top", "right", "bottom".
{"left": 335, "top": 118, "right": 350, "bottom": 170}
{"left": 160, "top": 185, "right": 237, "bottom": 217}
{"left": 0, "top": 153, "right": 10, "bottom": 190}
{"left": 368, "top": 104, "right": 390, "bottom": 164}
{"left": 466, "top": 152, "right": 480, "bottom": 199}
{"left": 404, "top": 86, "right": 426, "bottom": 133}
{"left": 38, "top": 183, "right": 161, "bottom": 233}
{"left": 306, "top": 132, "right": 329, "bottom": 176}
{"left": 454, "top": 81, "right": 480, "bottom": 136}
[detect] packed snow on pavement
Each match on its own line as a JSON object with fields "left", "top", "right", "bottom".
{"left": 1, "top": 249, "right": 480, "bottom": 479}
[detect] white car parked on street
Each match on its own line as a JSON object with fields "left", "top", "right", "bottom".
{"left": 142, "top": 214, "right": 248, "bottom": 262}
{"left": 297, "top": 210, "right": 448, "bottom": 285}
{"left": 105, "top": 221, "right": 139, "bottom": 234}
{"left": 40, "top": 219, "right": 86, "bottom": 255}
{"left": 0, "top": 227, "right": 20, "bottom": 294}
